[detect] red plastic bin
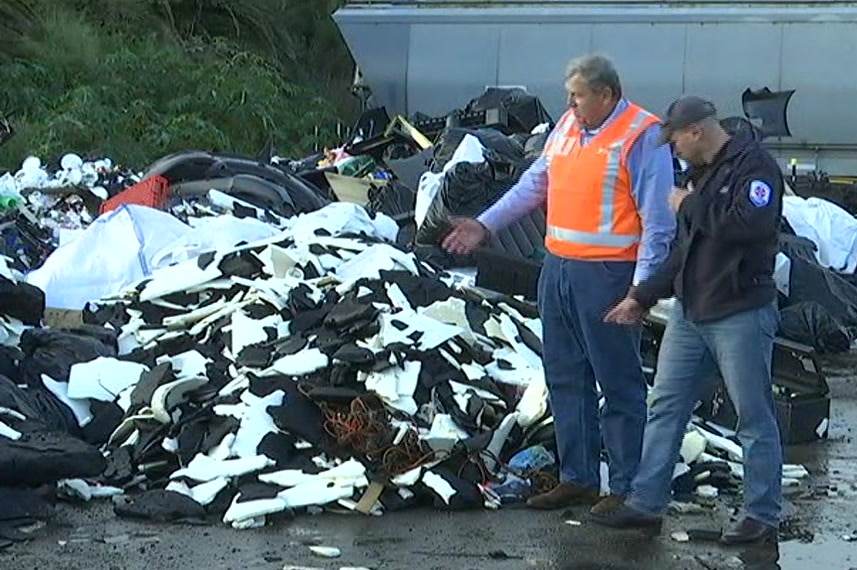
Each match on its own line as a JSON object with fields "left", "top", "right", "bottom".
{"left": 99, "top": 175, "right": 171, "bottom": 215}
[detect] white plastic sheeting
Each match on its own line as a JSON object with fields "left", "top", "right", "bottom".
{"left": 26, "top": 205, "right": 281, "bottom": 310}
{"left": 150, "top": 215, "right": 280, "bottom": 268}
{"left": 27, "top": 205, "right": 191, "bottom": 310}
{"left": 783, "top": 195, "right": 857, "bottom": 273}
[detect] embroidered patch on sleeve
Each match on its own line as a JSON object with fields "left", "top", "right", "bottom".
{"left": 748, "top": 180, "right": 772, "bottom": 207}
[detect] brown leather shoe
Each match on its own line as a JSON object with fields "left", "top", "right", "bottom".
{"left": 526, "top": 483, "right": 600, "bottom": 510}
{"left": 589, "top": 494, "right": 625, "bottom": 516}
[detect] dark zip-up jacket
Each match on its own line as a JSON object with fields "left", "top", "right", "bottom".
{"left": 632, "top": 130, "right": 783, "bottom": 322}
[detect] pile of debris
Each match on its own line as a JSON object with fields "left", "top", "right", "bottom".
{"left": 0, "top": 154, "right": 141, "bottom": 271}
{"left": 0, "top": 201, "right": 810, "bottom": 536}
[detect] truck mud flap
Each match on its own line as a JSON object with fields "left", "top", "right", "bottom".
{"left": 741, "top": 87, "right": 796, "bottom": 139}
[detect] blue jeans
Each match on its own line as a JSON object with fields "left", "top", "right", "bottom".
{"left": 626, "top": 301, "right": 783, "bottom": 527}
{"left": 537, "top": 254, "right": 646, "bottom": 496}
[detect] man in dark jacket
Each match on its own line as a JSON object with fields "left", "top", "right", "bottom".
{"left": 591, "top": 96, "right": 784, "bottom": 545}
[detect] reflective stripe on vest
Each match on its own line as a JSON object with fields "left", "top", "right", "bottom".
{"left": 544, "top": 104, "right": 659, "bottom": 259}
{"left": 546, "top": 225, "right": 639, "bottom": 248}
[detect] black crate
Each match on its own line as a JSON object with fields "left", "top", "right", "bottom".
{"left": 474, "top": 248, "right": 542, "bottom": 301}
{"left": 698, "top": 380, "right": 830, "bottom": 446}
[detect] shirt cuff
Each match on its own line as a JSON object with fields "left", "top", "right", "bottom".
{"left": 476, "top": 212, "right": 498, "bottom": 235}
{"left": 632, "top": 265, "right": 652, "bottom": 288}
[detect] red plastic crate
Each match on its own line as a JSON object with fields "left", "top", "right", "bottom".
{"left": 99, "top": 175, "right": 170, "bottom": 215}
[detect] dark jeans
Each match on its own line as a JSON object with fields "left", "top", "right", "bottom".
{"left": 537, "top": 253, "right": 646, "bottom": 495}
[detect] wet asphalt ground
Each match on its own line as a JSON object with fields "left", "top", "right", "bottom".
{"left": 2, "top": 355, "right": 856, "bottom": 570}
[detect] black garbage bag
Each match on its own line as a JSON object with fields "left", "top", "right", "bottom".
{"left": 779, "top": 302, "right": 853, "bottom": 353}
{"left": 0, "top": 278, "right": 44, "bottom": 325}
{"left": 416, "top": 160, "right": 521, "bottom": 248}
{"left": 113, "top": 490, "right": 208, "bottom": 523}
{"left": 366, "top": 180, "right": 417, "bottom": 219}
{"left": 524, "top": 131, "right": 549, "bottom": 162}
{"left": 781, "top": 254, "right": 857, "bottom": 328}
{"left": 0, "top": 346, "right": 21, "bottom": 384}
{"left": 18, "top": 327, "right": 117, "bottom": 388}
{"left": 432, "top": 127, "right": 525, "bottom": 173}
{"left": 0, "top": 430, "right": 106, "bottom": 486}
{"left": 464, "top": 87, "right": 554, "bottom": 134}
{"left": 0, "top": 376, "right": 79, "bottom": 435}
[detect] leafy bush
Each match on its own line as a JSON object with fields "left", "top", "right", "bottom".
{"left": 0, "top": 0, "right": 353, "bottom": 169}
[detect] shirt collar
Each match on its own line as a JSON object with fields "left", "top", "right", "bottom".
{"left": 582, "top": 98, "right": 629, "bottom": 136}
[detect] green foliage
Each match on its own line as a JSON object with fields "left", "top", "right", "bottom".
{"left": 0, "top": 0, "right": 354, "bottom": 169}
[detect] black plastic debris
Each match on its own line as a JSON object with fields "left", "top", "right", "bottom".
{"left": 19, "top": 327, "right": 117, "bottom": 387}
{"left": 0, "top": 376, "right": 78, "bottom": 435}
{"left": 0, "top": 429, "right": 106, "bottom": 487}
{"left": 113, "top": 490, "right": 207, "bottom": 523}
{"left": 779, "top": 302, "right": 852, "bottom": 353}
{"left": 0, "top": 278, "right": 45, "bottom": 326}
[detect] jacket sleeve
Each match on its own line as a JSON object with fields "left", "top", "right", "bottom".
{"left": 691, "top": 155, "right": 783, "bottom": 243}
{"left": 630, "top": 234, "right": 683, "bottom": 310}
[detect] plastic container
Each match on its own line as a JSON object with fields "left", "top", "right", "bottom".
{"left": 508, "top": 445, "right": 556, "bottom": 473}
{"left": 99, "top": 175, "right": 170, "bottom": 215}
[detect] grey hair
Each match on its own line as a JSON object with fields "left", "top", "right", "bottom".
{"left": 565, "top": 54, "right": 623, "bottom": 99}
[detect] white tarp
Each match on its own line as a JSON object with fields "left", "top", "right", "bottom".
{"left": 26, "top": 205, "right": 280, "bottom": 310}
{"left": 27, "top": 205, "right": 191, "bottom": 310}
{"left": 783, "top": 195, "right": 857, "bottom": 273}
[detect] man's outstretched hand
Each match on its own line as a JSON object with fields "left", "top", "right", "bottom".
{"left": 441, "top": 218, "right": 488, "bottom": 255}
{"left": 604, "top": 296, "right": 645, "bottom": 325}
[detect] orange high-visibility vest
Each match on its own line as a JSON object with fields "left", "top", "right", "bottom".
{"left": 543, "top": 102, "right": 660, "bottom": 261}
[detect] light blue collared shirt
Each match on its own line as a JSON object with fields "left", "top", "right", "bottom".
{"left": 478, "top": 98, "right": 676, "bottom": 286}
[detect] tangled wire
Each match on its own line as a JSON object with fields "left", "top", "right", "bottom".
{"left": 318, "top": 396, "right": 437, "bottom": 476}
{"left": 305, "top": 389, "right": 559, "bottom": 492}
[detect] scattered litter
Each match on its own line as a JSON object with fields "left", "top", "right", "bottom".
{"left": 671, "top": 531, "right": 690, "bottom": 542}
{"left": 668, "top": 501, "right": 707, "bottom": 515}
{"left": 308, "top": 545, "right": 342, "bottom": 558}
{"left": 687, "top": 529, "right": 723, "bottom": 543}
{"left": 564, "top": 520, "right": 582, "bottom": 526}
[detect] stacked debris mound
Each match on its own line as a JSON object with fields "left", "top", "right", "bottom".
{"left": 30, "top": 203, "right": 553, "bottom": 527}
{"left": 0, "top": 200, "right": 813, "bottom": 537}
{"left": 0, "top": 154, "right": 140, "bottom": 271}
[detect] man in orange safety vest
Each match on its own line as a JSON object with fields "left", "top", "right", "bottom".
{"left": 442, "top": 54, "right": 676, "bottom": 515}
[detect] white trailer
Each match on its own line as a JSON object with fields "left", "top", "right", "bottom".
{"left": 334, "top": 1, "right": 857, "bottom": 175}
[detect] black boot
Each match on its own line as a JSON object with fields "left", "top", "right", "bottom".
{"left": 720, "top": 518, "right": 778, "bottom": 545}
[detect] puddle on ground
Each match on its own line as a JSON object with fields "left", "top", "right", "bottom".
{"left": 694, "top": 539, "right": 856, "bottom": 570}
{"left": 779, "top": 538, "right": 856, "bottom": 570}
